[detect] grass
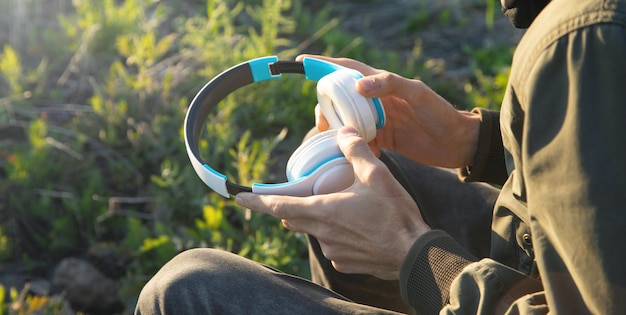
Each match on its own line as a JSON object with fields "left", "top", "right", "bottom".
{"left": 0, "top": 0, "right": 513, "bottom": 313}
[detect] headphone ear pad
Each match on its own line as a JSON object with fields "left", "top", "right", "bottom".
{"left": 286, "top": 130, "right": 342, "bottom": 181}
{"left": 316, "top": 69, "right": 378, "bottom": 142}
{"left": 286, "top": 129, "right": 354, "bottom": 194}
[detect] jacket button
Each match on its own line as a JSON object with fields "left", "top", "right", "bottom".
{"left": 522, "top": 233, "right": 532, "bottom": 246}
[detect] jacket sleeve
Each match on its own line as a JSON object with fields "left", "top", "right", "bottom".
{"left": 457, "top": 108, "right": 508, "bottom": 186}
{"left": 399, "top": 230, "right": 544, "bottom": 315}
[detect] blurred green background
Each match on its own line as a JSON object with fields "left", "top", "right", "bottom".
{"left": 0, "top": 0, "right": 517, "bottom": 313}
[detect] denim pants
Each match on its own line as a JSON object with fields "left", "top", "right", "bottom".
{"left": 135, "top": 150, "right": 498, "bottom": 314}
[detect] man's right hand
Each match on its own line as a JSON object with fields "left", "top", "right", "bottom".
{"left": 298, "top": 54, "right": 481, "bottom": 169}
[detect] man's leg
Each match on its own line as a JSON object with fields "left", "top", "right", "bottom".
{"left": 135, "top": 148, "right": 499, "bottom": 314}
{"left": 135, "top": 248, "right": 403, "bottom": 315}
{"left": 307, "top": 149, "right": 499, "bottom": 313}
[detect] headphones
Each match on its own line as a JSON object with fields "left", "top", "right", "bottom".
{"left": 184, "top": 56, "right": 385, "bottom": 198}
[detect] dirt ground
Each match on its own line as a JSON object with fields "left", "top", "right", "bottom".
{"left": 331, "top": 0, "right": 524, "bottom": 76}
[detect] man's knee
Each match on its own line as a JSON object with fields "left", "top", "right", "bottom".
{"left": 135, "top": 248, "right": 227, "bottom": 314}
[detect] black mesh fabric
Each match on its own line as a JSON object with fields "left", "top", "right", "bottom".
{"left": 402, "top": 231, "right": 477, "bottom": 315}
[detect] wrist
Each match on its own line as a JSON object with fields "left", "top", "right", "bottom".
{"left": 455, "top": 110, "right": 481, "bottom": 167}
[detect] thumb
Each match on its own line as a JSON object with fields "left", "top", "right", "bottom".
{"left": 356, "top": 71, "right": 426, "bottom": 102}
{"left": 336, "top": 126, "right": 381, "bottom": 178}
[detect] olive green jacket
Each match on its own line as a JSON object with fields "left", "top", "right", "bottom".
{"left": 399, "top": 0, "right": 626, "bottom": 313}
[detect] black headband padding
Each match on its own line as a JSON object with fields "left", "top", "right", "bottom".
{"left": 186, "top": 63, "right": 255, "bottom": 195}
{"left": 270, "top": 61, "right": 305, "bottom": 75}
{"left": 187, "top": 62, "right": 254, "bottom": 164}
{"left": 186, "top": 60, "right": 310, "bottom": 195}
{"left": 188, "top": 60, "right": 307, "bottom": 155}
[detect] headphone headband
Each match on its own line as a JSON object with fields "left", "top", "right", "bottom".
{"left": 184, "top": 56, "right": 384, "bottom": 197}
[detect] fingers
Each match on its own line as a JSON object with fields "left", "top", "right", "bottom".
{"left": 297, "top": 56, "right": 430, "bottom": 109}
{"left": 356, "top": 71, "right": 458, "bottom": 131}
{"left": 235, "top": 193, "right": 313, "bottom": 220}
{"left": 314, "top": 104, "right": 329, "bottom": 132}
{"left": 336, "top": 126, "right": 384, "bottom": 181}
{"left": 235, "top": 193, "right": 329, "bottom": 236}
{"left": 356, "top": 71, "right": 427, "bottom": 102}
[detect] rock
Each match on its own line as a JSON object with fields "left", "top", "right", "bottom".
{"left": 87, "top": 242, "right": 130, "bottom": 279}
{"left": 26, "top": 278, "right": 51, "bottom": 296}
{"left": 52, "top": 257, "right": 123, "bottom": 314}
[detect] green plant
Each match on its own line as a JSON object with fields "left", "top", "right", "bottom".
{"left": 0, "top": 227, "right": 10, "bottom": 262}
{"left": 0, "top": 45, "right": 23, "bottom": 95}
{"left": 485, "top": 0, "right": 497, "bottom": 30}
{"left": 406, "top": 5, "right": 431, "bottom": 32}
{"left": 463, "top": 44, "right": 514, "bottom": 110}
{"left": 0, "top": 284, "right": 68, "bottom": 315}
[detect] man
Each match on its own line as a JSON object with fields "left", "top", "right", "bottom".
{"left": 136, "top": 0, "right": 626, "bottom": 313}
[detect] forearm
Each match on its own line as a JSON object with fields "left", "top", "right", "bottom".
{"left": 454, "top": 110, "right": 482, "bottom": 168}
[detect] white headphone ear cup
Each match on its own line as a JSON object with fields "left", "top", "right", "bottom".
{"left": 317, "top": 69, "right": 378, "bottom": 142}
{"left": 286, "top": 129, "right": 354, "bottom": 194}
{"left": 286, "top": 129, "right": 342, "bottom": 181}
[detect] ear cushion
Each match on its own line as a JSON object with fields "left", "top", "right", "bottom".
{"left": 286, "top": 129, "right": 344, "bottom": 181}
{"left": 316, "top": 69, "right": 379, "bottom": 142}
{"left": 311, "top": 161, "right": 354, "bottom": 195}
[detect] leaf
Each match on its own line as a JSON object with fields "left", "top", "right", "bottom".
{"left": 28, "top": 119, "right": 48, "bottom": 149}
{"left": 0, "top": 44, "right": 23, "bottom": 94}
{"left": 201, "top": 204, "right": 223, "bottom": 230}
{"left": 140, "top": 235, "right": 170, "bottom": 253}
{"left": 26, "top": 295, "right": 49, "bottom": 313}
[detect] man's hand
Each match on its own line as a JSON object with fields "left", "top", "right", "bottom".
{"left": 236, "top": 126, "right": 431, "bottom": 280}
{"left": 298, "top": 54, "right": 481, "bottom": 169}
